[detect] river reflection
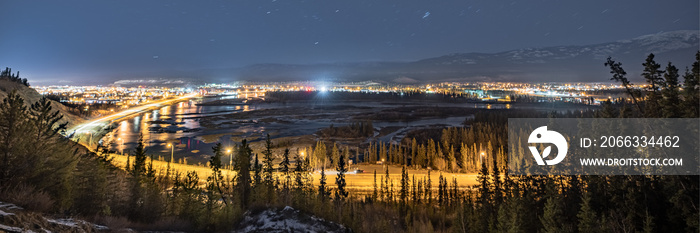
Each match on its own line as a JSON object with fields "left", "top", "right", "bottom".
{"left": 102, "top": 98, "right": 593, "bottom": 164}
{"left": 103, "top": 98, "right": 253, "bottom": 164}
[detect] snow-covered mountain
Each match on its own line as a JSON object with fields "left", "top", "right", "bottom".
{"left": 209, "top": 30, "right": 697, "bottom": 83}
{"left": 422, "top": 30, "right": 698, "bottom": 65}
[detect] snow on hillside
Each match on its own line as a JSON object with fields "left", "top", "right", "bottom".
{"left": 0, "top": 201, "right": 109, "bottom": 232}
{"left": 233, "top": 206, "right": 347, "bottom": 233}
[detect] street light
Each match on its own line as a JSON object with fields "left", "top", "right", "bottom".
{"left": 167, "top": 143, "right": 174, "bottom": 163}
{"left": 480, "top": 152, "right": 485, "bottom": 168}
{"left": 227, "top": 148, "right": 232, "bottom": 169}
{"left": 117, "top": 138, "right": 123, "bottom": 155}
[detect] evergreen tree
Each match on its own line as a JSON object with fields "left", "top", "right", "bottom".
{"left": 253, "top": 153, "right": 262, "bottom": 186}
{"left": 460, "top": 143, "right": 469, "bottom": 172}
{"left": 314, "top": 141, "right": 327, "bottom": 169}
{"left": 577, "top": 192, "right": 599, "bottom": 232}
{"left": 411, "top": 174, "right": 417, "bottom": 205}
{"left": 477, "top": 157, "right": 491, "bottom": 208}
{"left": 540, "top": 197, "right": 566, "bottom": 233}
{"left": 427, "top": 139, "right": 436, "bottom": 169}
{"left": 446, "top": 145, "right": 455, "bottom": 171}
{"left": 662, "top": 62, "right": 681, "bottom": 117}
{"left": 127, "top": 136, "right": 160, "bottom": 222}
{"left": 492, "top": 152, "right": 502, "bottom": 206}
{"left": 234, "top": 139, "right": 253, "bottom": 208}
{"left": 334, "top": 147, "right": 348, "bottom": 201}
{"left": 29, "top": 97, "right": 67, "bottom": 142}
{"left": 426, "top": 170, "right": 432, "bottom": 204}
{"left": 411, "top": 138, "right": 418, "bottom": 167}
{"left": 262, "top": 134, "right": 275, "bottom": 184}
{"left": 280, "top": 148, "right": 291, "bottom": 189}
{"left": 605, "top": 56, "right": 643, "bottom": 113}
{"left": 331, "top": 143, "right": 340, "bottom": 168}
{"left": 318, "top": 168, "right": 330, "bottom": 201}
{"left": 683, "top": 51, "right": 700, "bottom": 117}
{"left": 293, "top": 150, "right": 305, "bottom": 189}
{"left": 682, "top": 64, "right": 699, "bottom": 117}
{"left": 438, "top": 173, "right": 444, "bottom": 205}
{"left": 372, "top": 169, "right": 378, "bottom": 201}
{"left": 262, "top": 134, "right": 275, "bottom": 202}
{"left": 399, "top": 166, "right": 408, "bottom": 210}
{"left": 207, "top": 143, "right": 228, "bottom": 205}
{"left": 0, "top": 91, "right": 30, "bottom": 185}
{"left": 641, "top": 53, "right": 664, "bottom": 117}
{"left": 384, "top": 165, "right": 390, "bottom": 201}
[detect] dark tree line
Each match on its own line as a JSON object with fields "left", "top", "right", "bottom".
{"left": 0, "top": 67, "right": 28, "bottom": 86}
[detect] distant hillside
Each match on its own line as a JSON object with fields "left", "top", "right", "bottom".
{"left": 189, "top": 30, "right": 698, "bottom": 84}
{"left": 0, "top": 78, "right": 85, "bottom": 128}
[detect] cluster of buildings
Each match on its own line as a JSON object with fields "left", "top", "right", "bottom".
{"left": 34, "top": 85, "right": 192, "bottom": 108}
{"left": 34, "top": 81, "right": 633, "bottom": 107}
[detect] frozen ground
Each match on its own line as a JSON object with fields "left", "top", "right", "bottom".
{"left": 233, "top": 206, "right": 346, "bottom": 233}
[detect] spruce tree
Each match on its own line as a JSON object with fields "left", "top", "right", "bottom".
{"left": 460, "top": 143, "right": 469, "bottom": 172}
{"left": 438, "top": 173, "right": 444, "bottom": 205}
{"left": 662, "top": 62, "right": 681, "bottom": 117}
{"left": 372, "top": 169, "right": 378, "bottom": 201}
{"left": 262, "top": 134, "right": 275, "bottom": 185}
{"left": 253, "top": 153, "right": 262, "bottom": 186}
{"left": 492, "top": 152, "right": 502, "bottom": 206}
{"left": 280, "top": 148, "right": 291, "bottom": 188}
{"left": 207, "top": 143, "right": 228, "bottom": 205}
{"left": 477, "top": 157, "right": 491, "bottom": 208}
{"left": 426, "top": 170, "right": 432, "bottom": 204}
{"left": 0, "top": 91, "right": 29, "bottom": 185}
{"left": 641, "top": 53, "right": 664, "bottom": 117}
{"left": 540, "top": 197, "right": 564, "bottom": 233}
{"left": 331, "top": 143, "right": 340, "bottom": 168}
{"left": 605, "top": 56, "right": 643, "bottom": 113}
{"left": 314, "top": 141, "right": 327, "bottom": 169}
{"left": 262, "top": 134, "right": 275, "bottom": 202}
{"left": 334, "top": 147, "right": 348, "bottom": 201}
{"left": 318, "top": 168, "right": 329, "bottom": 201}
{"left": 234, "top": 139, "right": 253, "bottom": 208}
{"left": 293, "top": 150, "right": 305, "bottom": 189}
{"left": 577, "top": 192, "right": 599, "bottom": 232}
{"left": 29, "top": 97, "right": 67, "bottom": 142}
{"left": 683, "top": 51, "right": 700, "bottom": 117}
{"left": 411, "top": 138, "right": 417, "bottom": 167}
{"left": 682, "top": 65, "right": 699, "bottom": 117}
{"left": 399, "top": 166, "right": 408, "bottom": 210}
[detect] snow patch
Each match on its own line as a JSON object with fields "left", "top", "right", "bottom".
{"left": 46, "top": 218, "right": 109, "bottom": 231}
{"left": 234, "top": 206, "right": 346, "bottom": 233}
{"left": 0, "top": 209, "right": 15, "bottom": 216}
{"left": 0, "top": 202, "right": 23, "bottom": 210}
{"left": 0, "top": 223, "right": 24, "bottom": 232}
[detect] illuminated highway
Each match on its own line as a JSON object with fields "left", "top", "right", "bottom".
{"left": 68, "top": 93, "right": 199, "bottom": 140}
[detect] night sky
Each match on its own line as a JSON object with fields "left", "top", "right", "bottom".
{"left": 0, "top": 0, "right": 697, "bottom": 84}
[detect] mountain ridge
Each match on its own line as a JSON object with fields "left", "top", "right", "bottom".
{"left": 113, "top": 30, "right": 699, "bottom": 85}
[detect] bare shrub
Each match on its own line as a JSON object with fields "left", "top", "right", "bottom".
{"left": 0, "top": 184, "right": 54, "bottom": 212}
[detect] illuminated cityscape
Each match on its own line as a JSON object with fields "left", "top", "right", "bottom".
{"left": 34, "top": 81, "right": 637, "bottom": 108}
{"left": 0, "top": 0, "right": 696, "bottom": 232}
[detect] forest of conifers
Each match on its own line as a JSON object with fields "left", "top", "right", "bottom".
{"left": 0, "top": 52, "right": 697, "bottom": 232}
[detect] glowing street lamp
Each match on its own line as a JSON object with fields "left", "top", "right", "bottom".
{"left": 117, "top": 138, "right": 124, "bottom": 155}
{"left": 227, "top": 148, "right": 233, "bottom": 169}
{"left": 167, "top": 143, "right": 174, "bottom": 163}
{"left": 480, "top": 152, "right": 486, "bottom": 168}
